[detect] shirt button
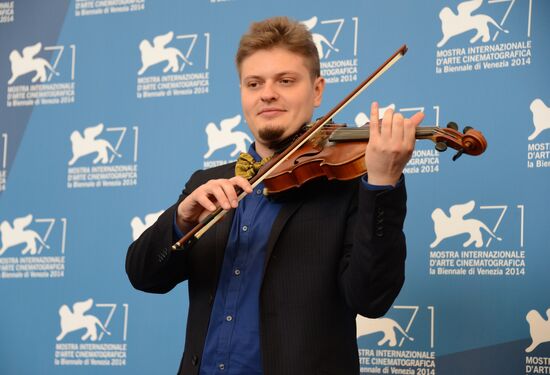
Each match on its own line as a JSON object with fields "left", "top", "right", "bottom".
{"left": 256, "top": 189, "right": 262, "bottom": 195}
{"left": 242, "top": 225, "right": 248, "bottom": 232}
{"left": 234, "top": 268, "right": 241, "bottom": 276}
{"left": 226, "top": 315, "right": 233, "bottom": 322}
{"left": 218, "top": 363, "right": 225, "bottom": 371}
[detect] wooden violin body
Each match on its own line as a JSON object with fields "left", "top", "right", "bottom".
{"left": 263, "top": 123, "right": 487, "bottom": 194}
{"left": 264, "top": 125, "right": 367, "bottom": 193}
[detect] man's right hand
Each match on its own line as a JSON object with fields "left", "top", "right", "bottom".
{"left": 176, "top": 176, "right": 253, "bottom": 233}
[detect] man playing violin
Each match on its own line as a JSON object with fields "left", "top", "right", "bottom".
{"left": 126, "top": 16, "right": 424, "bottom": 375}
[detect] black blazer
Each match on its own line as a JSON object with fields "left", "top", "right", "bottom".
{"left": 126, "top": 163, "right": 407, "bottom": 375}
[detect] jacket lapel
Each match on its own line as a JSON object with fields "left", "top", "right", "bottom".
{"left": 214, "top": 209, "right": 235, "bottom": 277}
{"left": 213, "top": 163, "right": 238, "bottom": 289}
{"left": 208, "top": 162, "right": 306, "bottom": 278}
{"left": 262, "top": 194, "right": 304, "bottom": 272}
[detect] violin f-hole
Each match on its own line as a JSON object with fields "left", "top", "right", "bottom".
{"left": 294, "top": 149, "right": 322, "bottom": 164}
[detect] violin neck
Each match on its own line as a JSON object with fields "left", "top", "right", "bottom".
{"left": 328, "top": 126, "right": 438, "bottom": 142}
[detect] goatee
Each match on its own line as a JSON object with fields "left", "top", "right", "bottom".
{"left": 259, "top": 127, "right": 285, "bottom": 148}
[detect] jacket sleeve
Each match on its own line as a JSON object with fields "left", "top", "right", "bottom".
{"left": 125, "top": 170, "right": 205, "bottom": 294}
{"left": 337, "top": 179, "right": 407, "bottom": 318}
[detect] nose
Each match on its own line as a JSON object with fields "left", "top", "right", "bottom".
{"left": 260, "top": 81, "right": 279, "bottom": 102}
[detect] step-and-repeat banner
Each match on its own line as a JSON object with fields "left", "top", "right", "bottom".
{"left": 1, "top": 0, "right": 549, "bottom": 374}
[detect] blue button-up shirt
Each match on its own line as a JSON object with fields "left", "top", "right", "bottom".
{"left": 200, "top": 146, "right": 281, "bottom": 375}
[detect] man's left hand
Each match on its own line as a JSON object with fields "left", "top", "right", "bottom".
{"left": 364, "top": 102, "right": 425, "bottom": 186}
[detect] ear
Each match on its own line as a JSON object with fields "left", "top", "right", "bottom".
{"left": 313, "top": 76, "right": 325, "bottom": 107}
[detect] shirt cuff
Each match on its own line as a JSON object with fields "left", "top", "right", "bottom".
{"left": 361, "top": 174, "right": 404, "bottom": 191}
{"left": 173, "top": 210, "right": 185, "bottom": 239}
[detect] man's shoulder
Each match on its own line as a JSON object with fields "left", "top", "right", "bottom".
{"left": 193, "top": 162, "right": 235, "bottom": 179}
{"left": 189, "top": 162, "right": 237, "bottom": 184}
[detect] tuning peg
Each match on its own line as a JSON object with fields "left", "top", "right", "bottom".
{"left": 463, "top": 126, "right": 473, "bottom": 133}
{"left": 446, "top": 122, "right": 458, "bottom": 131}
{"left": 452, "top": 148, "right": 464, "bottom": 161}
{"left": 435, "top": 141, "right": 448, "bottom": 152}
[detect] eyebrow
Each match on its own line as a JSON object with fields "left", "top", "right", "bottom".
{"left": 242, "top": 71, "right": 303, "bottom": 81}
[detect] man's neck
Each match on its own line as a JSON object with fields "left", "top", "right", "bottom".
{"left": 254, "top": 142, "right": 275, "bottom": 159}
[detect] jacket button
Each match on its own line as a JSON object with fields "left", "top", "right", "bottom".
{"left": 191, "top": 355, "right": 198, "bottom": 366}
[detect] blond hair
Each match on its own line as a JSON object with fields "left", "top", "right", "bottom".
{"left": 236, "top": 16, "right": 320, "bottom": 80}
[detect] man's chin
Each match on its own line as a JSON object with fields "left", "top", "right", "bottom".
{"left": 258, "top": 123, "right": 309, "bottom": 150}
{"left": 258, "top": 127, "right": 286, "bottom": 145}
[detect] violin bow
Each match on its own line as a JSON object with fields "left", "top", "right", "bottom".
{"left": 171, "top": 45, "right": 408, "bottom": 251}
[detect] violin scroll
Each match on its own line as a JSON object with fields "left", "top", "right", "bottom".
{"left": 432, "top": 122, "right": 487, "bottom": 161}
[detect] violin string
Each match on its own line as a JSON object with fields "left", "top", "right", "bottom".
{"left": 325, "top": 126, "right": 440, "bottom": 141}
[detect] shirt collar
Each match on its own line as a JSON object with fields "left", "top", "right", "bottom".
{"left": 247, "top": 143, "right": 262, "bottom": 162}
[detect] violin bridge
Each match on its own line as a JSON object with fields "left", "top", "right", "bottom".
{"left": 310, "top": 131, "right": 330, "bottom": 148}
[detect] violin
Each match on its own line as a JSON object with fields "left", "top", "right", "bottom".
{"left": 169, "top": 44, "right": 487, "bottom": 251}
{"left": 262, "top": 121, "right": 487, "bottom": 194}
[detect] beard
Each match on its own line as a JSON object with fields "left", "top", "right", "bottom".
{"left": 258, "top": 121, "right": 309, "bottom": 151}
{"left": 258, "top": 125, "right": 286, "bottom": 148}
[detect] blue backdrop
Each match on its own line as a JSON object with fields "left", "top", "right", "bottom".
{"left": 1, "top": 0, "right": 549, "bottom": 374}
